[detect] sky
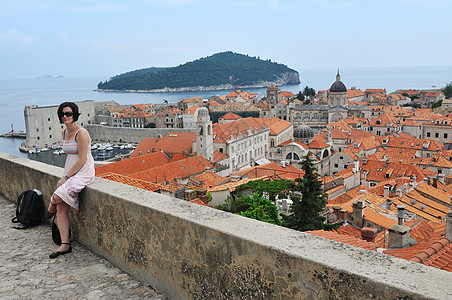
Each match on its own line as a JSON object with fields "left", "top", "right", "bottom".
{"left": 0, "top": 0, "right": 451, "bottom": 80}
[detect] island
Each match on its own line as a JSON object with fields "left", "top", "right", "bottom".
{"left": 96, "top": 51, "right": 300, "bottom": 92}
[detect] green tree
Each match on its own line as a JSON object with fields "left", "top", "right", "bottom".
{"left": 403, "top": 102, "right": 421, "bottom": 109}
{"left": 216, "top": 195, "right": 249, "bottom": 213}
{"left": 431, "top": 100, "right": 443, "bottom": 109}
{"left": 237, "top": 193, "right": 281, "bottom": 225}
{"left": 145, "top": 122, "right": 156, "bottom": 128}
{"left": 443, "top": 82, "right": 452, "bottom": 98}
{"left": 296, "top": 91, "right": 305, "bottom": 101}
{"left": 235, "top": 179, "right": 292, "bottom": 201}
{"left": 302, "top": 86, "right": 316, "bottom": 101}
{"left": 282, "top": 154, "right": 328, "bottom": 231}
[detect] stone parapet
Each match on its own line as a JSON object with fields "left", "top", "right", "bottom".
{"left": 0, "top": 152, "right": 451, "bottom": 299}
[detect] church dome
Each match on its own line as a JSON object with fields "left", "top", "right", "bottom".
{"left": 330, "top": 71, "right": 347, "bottom": 93}
{"left": 293, "top": 125, "right": 314, "bottom": 139}
{"left": 197, "top": 107, "right": 209, "bottom": 115}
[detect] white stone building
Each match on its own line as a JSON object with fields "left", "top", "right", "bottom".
{"left": 24, "top": 100, "right": 95, "bottom": 149}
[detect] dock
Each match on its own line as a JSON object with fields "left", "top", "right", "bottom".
{"left": 1, "top": 131, "right": 26, "bottom": 138}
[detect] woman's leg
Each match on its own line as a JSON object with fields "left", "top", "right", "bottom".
{"left": 53, "top": 194, "right": 71, "bottom": 252}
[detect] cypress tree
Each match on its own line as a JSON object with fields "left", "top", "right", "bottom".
{"left": 282, "top": 154, "right": 327, "bottom": 231}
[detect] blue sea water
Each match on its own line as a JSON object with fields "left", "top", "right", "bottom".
{"left": 0, "top": 65, "right": 451, "bottom": 162}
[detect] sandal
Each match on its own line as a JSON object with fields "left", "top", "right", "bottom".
{"left": 45, "top": 202, "right": 57, "bottom": 219}
{"left": 49, "top": 243, "right": 72, "bottom": 259}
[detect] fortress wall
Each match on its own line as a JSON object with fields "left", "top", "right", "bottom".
{"left": 85, "top": 124, "right": 194, "bottom": 144}
{"left": 0, "top": 152, "right": 450, "bottom": 300}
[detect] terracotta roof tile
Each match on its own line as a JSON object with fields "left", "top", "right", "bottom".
{"left": 306, "top": 230, "right": 378, "bottom": 251}
{"left": 189, "top": 171, "right": 224, "bottom": 189}
{"left": 99, "top": 173, "right": 163, "bottom": 192}
{"left": 131, "top": 132, "right": 196, "bottom": 157}
{"left": 130, "top": 155, "right": 214, "bottom": 183}
{"left": 213, "top": 150, "right": 229, "bottom": 162}
{"left": 95, "top": 152, "right": 170, "bottom": 176}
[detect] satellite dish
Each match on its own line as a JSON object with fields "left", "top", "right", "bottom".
{"left": 419, "top": 204, "right": 426, "bottom": 210}
{"left": 410, "top": 199, "right": 417, "bottom": 205}
{"left": 328, "top": 214, "right": 338, "bottom": 223}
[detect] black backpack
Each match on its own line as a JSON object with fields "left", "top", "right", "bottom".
{"left": 11, "top": 189, "right": 45, "bottom": 229}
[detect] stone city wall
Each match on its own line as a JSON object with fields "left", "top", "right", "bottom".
{"left": 0, "top": 152, "right": 450, "bottom": 300}
{"left": 85, "top": 124, "right": 194, "bottom": 144}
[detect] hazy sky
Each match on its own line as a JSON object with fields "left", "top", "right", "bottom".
{"left": 1, "top": 0, "right": 451, "bottom": 79}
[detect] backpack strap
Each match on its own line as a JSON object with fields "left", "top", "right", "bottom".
{"left": 11, "top": 191, "right": 26, "bottom": 224}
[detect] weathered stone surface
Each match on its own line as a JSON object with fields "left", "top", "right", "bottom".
{"left": 0, "top": 196, "right": 165, "bottom": 299}
{"left": 1, "top": 152, "right": 451, "bottom": 300}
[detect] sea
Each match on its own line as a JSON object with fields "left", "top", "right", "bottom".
{"left": 1, "top": 65, "right": 451, "bottom": 167}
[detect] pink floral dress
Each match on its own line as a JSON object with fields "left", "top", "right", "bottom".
{"left": 51, "top": 128, "right": 95, "bottom": 210}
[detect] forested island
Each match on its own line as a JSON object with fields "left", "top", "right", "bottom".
{"left": 96, "top": 52, "right": 300, "bottom": 92}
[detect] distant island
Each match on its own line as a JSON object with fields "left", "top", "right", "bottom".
{"left": 96, "top": 51, "right": 300, "bottom": 93}
{"left": 36, "top": 75, "right": 65, "bottom": 79}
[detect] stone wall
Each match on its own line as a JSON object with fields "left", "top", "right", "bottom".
{"left": 0, "top": 152, "right": 450, "bottom": 300}
{"left": 85, "top": 124, "right": 194, "bottom": 144}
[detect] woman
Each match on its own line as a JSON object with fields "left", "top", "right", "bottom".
{"left": 46, "top": 102, "right": 95, "bottom": 258}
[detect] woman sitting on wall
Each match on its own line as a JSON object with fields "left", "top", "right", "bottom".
{"left": 46, "top": 102, "right": 95, "bottom": 258}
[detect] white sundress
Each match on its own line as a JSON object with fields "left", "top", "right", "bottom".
{"left": 51, "top": 128, "right": 95, "bottom": 210}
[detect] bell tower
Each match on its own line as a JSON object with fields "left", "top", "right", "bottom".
{"left": 196, "top": 107, "right": 214, "bottom": 161}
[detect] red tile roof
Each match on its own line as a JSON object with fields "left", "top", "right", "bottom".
{"left": 219, "top": 112, "right": 242, "bottom": 120}
{"left": 410, "top": 238, "right": 452, "bottom": 272}
{"left": 306, "top": 230, "right": 378, "bottom": 251}
{"left": 189, "top": 171, "right": 224, "bottom": 189}
{"left": 213, "top": 150, "right": 229, "bottom": 162}
{"left": 229, "top": 162, "right": 305, "bottom": 181}
{"left": 130, "top": 155, "right": 214, "bottom": 183}
{"left": 308, "top": 139, "right": 329, "bottom": 149}
{"left": 99, "top": 173, "right": 163, "bottom": 192}
{"left": 131, "top": 132, "right": 196, "bottom": 157}
{"left": 95, "top": 152, "right": 170, "bottom": 176}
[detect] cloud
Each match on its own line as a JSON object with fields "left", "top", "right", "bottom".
{"left": 0, "top": 29, "right": 39, "bottom": 46}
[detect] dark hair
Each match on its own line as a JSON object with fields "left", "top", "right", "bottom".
{"left": 57, "top": 102, "right": 80, "bottom": 124}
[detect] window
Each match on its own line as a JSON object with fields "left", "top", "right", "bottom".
{"left": 219, "top": 148, "right": 223, "bottom": 153}
{"left": 444, "top": 133, "right": 448, "bottom": 139}
{"left": 340, "top": 156, "right": 343, "bottom": 160}
{"left": 49, "top": 135, "right": 52, "bottom": 138}
{"left": 334, "top": 164, "right": 339, "bottom": 168}
{"left": 427, "top": 132, "right": 431, "bottom": 137}
{"left": 49, "top": 127, "right": 51, "bottom": 130}
{"left": 48, "top": 118, "right": 50, "bottom": 121}
{"left": 435, "top": 133, "right": 439, "bottom": 138}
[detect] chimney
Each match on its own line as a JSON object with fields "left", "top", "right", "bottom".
{"left": 352, "top": 201, "right": 365, "bottom": 228}
{"left": 196, "top": 188, "right": 207, "bottom": 205}
{"left": 361, "top": 227, "right": 377, "bottom": 243}
{"left": 432, "top": 177, "right": 438, "bottom": 188}
{"left": 184, "top": 189, "right": 196, "bottom": 201}
{"left": 446, "top": 210, "right": 452, "bottom": 240}
{"left": 384, "top": 185, "right": 390, "bottom": 198}
{"left": 397, "top": 205, "right": 405, "bottom": 225}
{"left": 446, "top": 175, "right": 452, "bottom": 185}
{"left": 385, "top": 199, "right": 393, "bottom": 210}
{"left": 388, "top": 205, "right": 411, "bottom": 249}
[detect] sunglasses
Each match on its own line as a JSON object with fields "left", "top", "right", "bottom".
{"left": 59, "top": 111, "right": 74, "bottom": 117}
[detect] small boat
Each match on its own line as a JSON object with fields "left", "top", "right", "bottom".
{"left": 105, "top": 146, "right": 114, "bottom": 151}
{"left": 29, "top": 149, "right": 36, "bottom": 154}
{"left": 41, "top": 148, "right": 49, "bottom": 152}
{"left": 96, "top": 152, "right": 109, "bottom": 157}
{"left": 53, "top": 150, "right": 64, "bottom": 155}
